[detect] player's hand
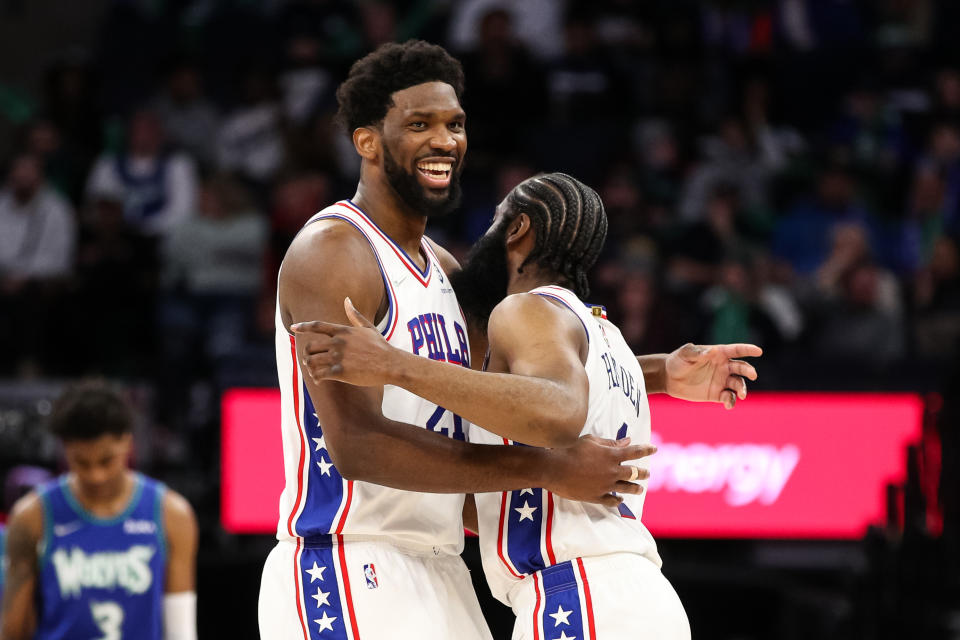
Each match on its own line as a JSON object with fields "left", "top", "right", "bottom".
{"left": 664, "top": 343, "right": 762, "bottom": 409}
{"left": 545, "top": 435, "right": 656, "bottom": 508}
{"left": 292, "top": 297, "right": 398, "bottom": 387}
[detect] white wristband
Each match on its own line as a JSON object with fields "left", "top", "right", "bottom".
{"left": 163, "top": 591, "right": 197, "bottom": 640}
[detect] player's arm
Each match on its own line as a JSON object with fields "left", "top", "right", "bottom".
{"left": 0, "top": 493, "right": 42, "bottom": 640}
{"left": 282, "top": 223, "right": 649, "bottom": 504}
{"left": 637, "top": 344, "right": 762, "bottom": 409}
{"left": 298, "top": 293, "right": 589, "bottom": 447}
{"left": 162, "top": 490, "right": 198, "bottom": 640}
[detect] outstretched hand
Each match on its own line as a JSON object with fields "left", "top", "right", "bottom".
{"left": 291, "top": 297, "right": 398, "bottom": 387}
{"left": 664, "top": 343, "right": 762, "bottom": 409}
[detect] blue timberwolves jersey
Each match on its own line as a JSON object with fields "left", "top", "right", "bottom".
{"left": 35, "top": 473, "right": 166, "bottom": 640}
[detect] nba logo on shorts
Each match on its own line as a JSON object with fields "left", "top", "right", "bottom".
{"left": 363, "top": 563, "right": 378, "bottom": 589}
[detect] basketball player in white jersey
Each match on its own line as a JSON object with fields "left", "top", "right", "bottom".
{"left": 294, "top": 173, "right": 763, "bottom": 639}
{"left": 259, "top": 42, "right": 657, "bottom": 640}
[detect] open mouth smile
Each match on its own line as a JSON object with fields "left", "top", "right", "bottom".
{"left": 416, "top": 158, "right": 455, "bottom": 189}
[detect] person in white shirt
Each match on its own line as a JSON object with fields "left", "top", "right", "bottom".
{"left": 0, "top": 154, "right": 77, "bottom": 375}
{"left": 85, "top": 110, "right": 197, "bottom": 238}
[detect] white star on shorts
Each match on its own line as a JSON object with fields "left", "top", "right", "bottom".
{"left": 514, "top": 501, "right": 538, "bottom": 522}
{"left": 311, "top": 587, "right": 331, "bottom": 607}
{"left": 553, "top": 632, "right": 576, "bottom": 640}
{"left": 549, "top": 604, "right": 573, "bottom": 626}
{"left": 314, "top": 611, "right": 337, "bottom": 632}
{"left": 305, "top": 562, "right": 327, "bottom": 582}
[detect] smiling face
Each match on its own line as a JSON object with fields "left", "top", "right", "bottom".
{"left": 378, "top": 81, "right": 466, "bottom": 217}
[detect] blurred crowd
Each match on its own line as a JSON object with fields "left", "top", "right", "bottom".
{"left": 1, "top": 0, "right": 960, "bottom": 436}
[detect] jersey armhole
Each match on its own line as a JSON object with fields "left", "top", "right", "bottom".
{"left": 38, "top": 488, "right": 54, "bottom": 569}
{"left": 155, "top": 482, "right": 168, "bottom": 565}
{"left": 308, "top": 214, "right": 399, "bottom": 340}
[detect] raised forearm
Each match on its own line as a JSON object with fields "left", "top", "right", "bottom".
{"left": 388, "top": 350, "right": 582, "bottom": 447}
{"left": 637, "top": 354, "right": 668, "bottom": 394}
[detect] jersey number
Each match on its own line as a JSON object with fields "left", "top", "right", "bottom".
{"left": 426, "top": 405, "right": 466, "bottom": 441}
{"left": 91, "top": 600, "right": 124, "bottom": 640}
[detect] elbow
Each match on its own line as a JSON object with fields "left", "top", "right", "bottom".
{"left": 322, "top": 428, "right": 376, "bottom": 482}
{"left": 536, "top": 406, "right": 587, "bottom": 449}
{"left": 324, "top": 441, "right": 362, "bottom": 481}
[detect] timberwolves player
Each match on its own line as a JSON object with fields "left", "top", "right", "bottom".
{"left": 0, "top": 381, "right": 198, "bottom": 640}
{"left": 259, "top": 41, "right": 654, "bottom": 640}
{"left": 296, "top": 173, "right": 763, "bottom": 638}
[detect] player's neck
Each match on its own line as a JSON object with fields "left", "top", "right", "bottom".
{"left": 68, "top": 470, "right": 136, "bottom": 519}
{"left": 352, "top": 180, "right": 427, "bottom": 262}
{"left": 506, "top": 268, "right": 558, "bottom": 296}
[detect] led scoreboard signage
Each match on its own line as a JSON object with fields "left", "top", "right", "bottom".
{"left": 221, "top": 391, "right": 921, "bottom": 539}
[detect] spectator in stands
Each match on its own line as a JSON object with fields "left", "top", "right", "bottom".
{"left": 902, "top": 166, "right": 950, "bottom": 273}
{"left": 41, "top": 54, "right": 102, "bottom": 168}
{"left": 157, "top": 176, "right": 267, "bottom": 427}
{"left": 701, "top": 257, "right": 787, "bottom": 349}
{"left": 917, "top": 120, "right": 960, "bottom": 233}
{"left": 814, "top": 223, "right": 901, "bottom": 312}
{"left": 458, "top": 8, "right": 547, "bottom": 162}
{"left": 85, "top": 109, "right": 198, "bottom": 238}
{"left": 809, "top": 224, "right": 904, "bottom": 364}
{"left": 633, "top": 119, "right": 686, "bottom": 210}
{"left": 21, "top": 118, "right": 87, "bottom": 205}
{"left": 606, "top": 267, "right": 693, "bottom": 354}
{"left": 932, "top": 67, "right": 960, "bottom": 120}
{"left": 914, "top": 234, "right": 960, "bottom": 358}
{"left": 668, "top": 183, "right": 755, "bottom": 297}
{"left": 678, "top": 115, "right": 786, "bottom": 222}
{"left": 0, "top": 154, "right": 77, "bottom": 376}
{"left": 448, "top": 0, "right": 565, "bottom": 61}
{"left": 772, "top": 161, "right": 875, "bottom": 277}
{"left": 159, "top": 176, "right": 267, "bottom": 372}
{"left": 812, "top": 258, "right": 905, "bottom": 365}
{"left": 73, "top": 184, "right": 159, "bottom": 375}
{"left": 151, "top": 59, "right": 220, "bottom": 170}
{"left": 828, "top": 79, "right": 904, "bottom": 176}
{"left": 216, "top": 66, "right": 286, "bottom": 193}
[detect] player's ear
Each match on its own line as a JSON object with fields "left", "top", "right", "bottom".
{"left": 353, "top": 126, "right": 379, "bottom": 160}
{"left": 505, "top": 212, "right": 532, "bottom": 247}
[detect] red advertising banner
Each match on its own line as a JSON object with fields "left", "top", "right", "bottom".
{"left": 221, "top": 390, "right": 922, "bottom": 539}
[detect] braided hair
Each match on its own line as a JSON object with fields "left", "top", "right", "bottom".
{"left": 504, "top": 172, "right": 608, "bottom": 298}
{"left": 336, "top": 40, "right": 465, "bottom": 132}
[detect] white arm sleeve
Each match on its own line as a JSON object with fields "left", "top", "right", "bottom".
{"left": 163, "top": 591, "right": 197, "bottom": 640}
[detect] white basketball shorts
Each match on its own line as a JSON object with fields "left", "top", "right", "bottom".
{"left": 259, "top": 538, "right": 493, "bottom": 640}
{"left": 506, "top": 552, "right": 691, "bottom": 640}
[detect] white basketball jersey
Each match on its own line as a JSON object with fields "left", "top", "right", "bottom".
{"left": 470, "top": 285, "right": 662, "bottom": 605}
{"left": 274, "top": 200, "right": 470, "bottom": 556}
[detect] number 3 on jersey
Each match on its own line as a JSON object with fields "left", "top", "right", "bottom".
{"left": 91, "top": 600, "right": 124, "bottom": 640}
{"left": 426, "top": 405, "right": 465, "bottom": 441}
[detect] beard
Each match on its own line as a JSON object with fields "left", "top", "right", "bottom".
{"left": 450, "top": 220, "right": 510, "bottom": 332}
{"left": 383, "top": 145, "right": 462, "bottom": 218}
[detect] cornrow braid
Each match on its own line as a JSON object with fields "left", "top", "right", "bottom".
{"left": 505, "top": 172, "right": 608, "bottom": 298}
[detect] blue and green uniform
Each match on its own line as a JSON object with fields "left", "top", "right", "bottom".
{"left": 35, "top": 473, "right": 166, "bottom": 640}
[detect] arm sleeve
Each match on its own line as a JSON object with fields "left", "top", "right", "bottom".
{"left": 163, "top": 591, "right": 197, "bottom": 640}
